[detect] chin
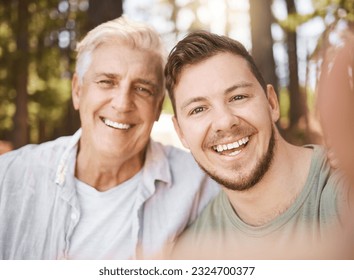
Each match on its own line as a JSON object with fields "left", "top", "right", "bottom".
{"left": 198, "top": 128, "right": 276, "bottom": 192}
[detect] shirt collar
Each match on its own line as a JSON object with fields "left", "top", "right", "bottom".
{"left": 141, "top": 139, "right": 172, "bottom": 190}
{"left": 55, "top": 129, "right": 81, "bottom": 186}
{"left": 55, "top": 129, "right": 172, "bottom": 189}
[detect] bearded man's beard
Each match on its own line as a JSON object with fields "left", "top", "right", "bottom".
{"left": 196, "top": 127, "right": 276, "bottom": 192}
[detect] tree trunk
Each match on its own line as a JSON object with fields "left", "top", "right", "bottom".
{"left": 285, "top": 0, "right": 307, "bottom": 129}
{"left": 12, "top": 0, "right": 29, "bottom": 148}
{"left": 87, "top": 0, "right": 123, "bottom": 30}
{"left": 249, "top": 0, "right": 278, "bottom": 92}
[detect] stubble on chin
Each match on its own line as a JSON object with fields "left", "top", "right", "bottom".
{"left": 196, "top": 128, "right": 276, "bottom": 192}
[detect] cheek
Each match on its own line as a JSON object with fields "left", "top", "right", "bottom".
{"left": 257, "top": 107, "right": 274, "bottom": 129}
{"left": 181, "top": 120, "right": 206, "bottom": 148}
{"left": 144, "top": 103, "right": 160, "bottom": 121}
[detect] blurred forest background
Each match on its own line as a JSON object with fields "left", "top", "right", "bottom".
{"left": 0, "top": 0, "right": 353, "bottom": 153}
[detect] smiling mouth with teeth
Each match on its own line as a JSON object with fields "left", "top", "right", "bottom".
{"left": 100, "top": 117, "right": 131, "bottom": 130}
{"left": 212, "top": 136, "right": 249, "bottom": 156}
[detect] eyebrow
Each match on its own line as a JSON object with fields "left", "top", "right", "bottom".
{"left": 134, "top": 78, "right": 159, "bottom": 91}
{"left": 181, "top": 97, "right": 208, "bottom": 111}
{"left": 94, "top": 72, "right": 120, "bottom": 79}
{"left": 224, "top": 82, "right": 253, "bottom": 94}
{"left": 180, "top": 81, "right": 254, "bottom": 110}
{"left": 93, "top": 73, "right": 159, "bottom": 90}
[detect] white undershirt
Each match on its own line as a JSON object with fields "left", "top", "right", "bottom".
{"left": 68, "top": 171, "right": 142, "bottom": 259}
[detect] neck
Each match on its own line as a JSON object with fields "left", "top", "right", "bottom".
{"left": 224, "top": 137, "right": 313, "bottom": 226}
{"left": 75, "top": 143, "right": 145, "bottom": 192}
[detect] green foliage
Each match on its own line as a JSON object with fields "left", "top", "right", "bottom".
{"left": 279, "top": 0, "right": 354, "bottom": 32}
{"left": 0, "top": 0, "right": 88, "bottom": 143}
{"left": 162, "top": 96, "right": 174, "bottom": 115}
{"left": 279, "top": 87, "right": 290, "bottom": 128}
{"left": 279, "top": 13, "right": 317, "bottom": 32}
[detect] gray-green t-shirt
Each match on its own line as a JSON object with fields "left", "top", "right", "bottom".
{"left": 172, "top": 145, "right": 353, "bottom": 259}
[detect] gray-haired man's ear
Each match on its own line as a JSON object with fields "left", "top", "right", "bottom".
{"left": 71, "top": 73, "right": 81, "bottom": 111}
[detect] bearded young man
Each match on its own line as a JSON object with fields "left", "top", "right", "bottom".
{"left": 164, "top": 31, "right": 354, "bottom": 259}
